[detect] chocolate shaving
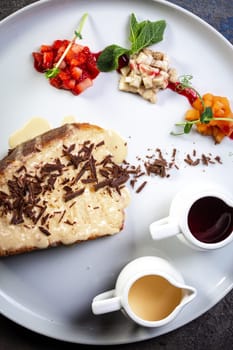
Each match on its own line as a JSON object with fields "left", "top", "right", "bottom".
{"left": 63, "top": 185, "right": 72, "bottom": 192}
{"left": 136, "top": 181, "right": 147, "bottom": 193}
{"left": 16, "top": 165, "right": 27, "bottom": 174}
{"left": 64, "top": 219, "right": 76, "bottom": 225}
{"left": 94, "top": 179, "right": 112, "bottom": 191}
{"left": 41, "top": 158, "right": 64, "bottom": 174}
{"left": 201, "top": 154, "right": 215, "bottom": 165}
{"left": 58, "top": 210, "right": 66, "bottom": 223}
{"left": 214, "top": 156, "right": 222, "bottom": 164}
{"left": 81, "top": 178, "right": 97, "bottom": 184}
{"left": 111, "top": 173, "right": 130, "bottom": 188}
{"left": 99, "top": 169, "right": 110, "bottom": 178}
{"left": 41, "top": 213, "right": 49, "bottom": 225}
{"left": 69, "top": 201, "right": 76, "bottom": 208}
{"left": 144, "top": 159, "right": 167, "bottom": 177}
{"left": 64, "top": 188, "right": 85, "bottom": 202}
{"left": 89, "top": 155, "right": 97, "bottom": 181}
{"left": 34, "top": 206, "right": 47, "bottom": 224}
{"left": 39, "top": 226, "right": 51, "bottom": 236}
{"left": 72, "top": 161, "right": 90, "bottom": 184}
{"left": 61, "top": 177, "right": 69, "bottom": 185}
{"left": 95, "top": 140, "right": 105, "bottom": 148}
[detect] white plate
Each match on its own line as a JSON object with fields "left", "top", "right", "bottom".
{"left": 0, "top": 0, "right": 233, "bottom": 345}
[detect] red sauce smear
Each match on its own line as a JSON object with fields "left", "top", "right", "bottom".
{"left": 167, "top": 82, "right": 198, "bottom": 106}
{"left": 32, "top": 40, "right": 100, "bottom": 95}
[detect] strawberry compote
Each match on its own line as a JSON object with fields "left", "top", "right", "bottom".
{"left": 32, "top": 40, "right": 100, "bottom": 95}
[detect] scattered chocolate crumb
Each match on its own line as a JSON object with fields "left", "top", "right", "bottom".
{"left": 172, "top": 148, "right": 177, "bottom": 159}
{"left": 201, "top": 154, "right": 211, "bottom": 165}
{"left": 130, "top": 179, "right": 137, "bottom": 189}
{"left": 184, "top": 154, "right": 200, "bottom": 166}
{"left": 214, "top": 156, "right": 222, "bottom": 164}
{"left": 136, "top": 181, "right": 147, "bottom": 193}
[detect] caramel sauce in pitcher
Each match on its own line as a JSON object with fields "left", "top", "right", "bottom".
{"left": 128, "top": 275, "right": 182, "bottom": 321}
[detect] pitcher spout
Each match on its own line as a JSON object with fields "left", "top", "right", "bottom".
{"left": 180, "top": 284, "right": 197, "bottom": 307}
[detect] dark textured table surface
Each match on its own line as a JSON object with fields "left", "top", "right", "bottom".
{"left": 0, "top": 1, "right": 232, "bottom": 349}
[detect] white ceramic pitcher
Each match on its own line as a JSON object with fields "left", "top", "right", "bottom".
{"left": 91, "top": 256, "right": 196, "bottom": 327}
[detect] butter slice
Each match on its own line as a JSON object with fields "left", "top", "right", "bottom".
{"left": 105, "top": 130, "right": 127, "bottom": 163}
{"left": 9, "top": 117, "right": 51, "bottom": 148}
{"left": 61, "top": 115, "right": 77, "bottom": 124}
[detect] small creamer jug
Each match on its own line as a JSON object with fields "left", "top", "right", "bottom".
{"left": 92, "top": 256, "right": 196, "bottom": 327}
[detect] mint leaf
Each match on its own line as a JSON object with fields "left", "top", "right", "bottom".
{"left": 129, "top": 13, "right": 148, "bottom": 44}
{"left": 184, "top": 122, "right": 193, "bottom": 134}
{"left": 200, "top": 107, "right": 213, "bottom": 123}
{"left": 130, "top": 20, "right": 166, "bottom": 54}
{"left": 97, "top": 45, "right": 129, "bottom": 72}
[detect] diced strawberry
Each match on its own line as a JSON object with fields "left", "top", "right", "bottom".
{"left": 53, "top": 39, "right": 70, "bottom": 50}
{"left": 49, "top": 76, "right": 63, "bottom": 89}
{"left": 54, "top": 43, "right": 69, "bottom": 63}
{"left": 65, "top": 44, "right": 82, "bottom": 64}
{"left": 86, "top": 62, "right": 99, "bottom": 79}
{"left": 33, "top": 38, "right": 99, "bottom": 95}
{"left": 71, "top": 43, "right": 84, "bottom": 54}
{"left": 71, "top": 66, "right": 83, "bottom": 80}
{"left": 75, "top": 50, "right": 89, "bottom": 65}
{"left": 62, "top": 79, "right": 76, "bottom": 90}
{"left": 58, "top": 70, "right": 71, "bottom": 81}
{"left": 40, "top": 44, "right": 53, "bottom": 53}
{"left": 65, "top": 49, "right": 76, "bottom": 63}
{"left": 82, "top": 46, "right": 90, "bottom": 55}
{"left": 69, "top": 58, "right": 80, "bottom": 67}
{"left": 43, "top": 51, "right": 54, "bottom": 70}
{"left": 59, "top": 60, "right": 67, "bottom": 69}
{"left": 72, "top": 78, "right": 93, "bottom": 95}
{"left": 32, "top": 52, "right": 44, "bottom": 72}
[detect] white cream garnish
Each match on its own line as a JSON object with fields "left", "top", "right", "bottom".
{"left": 9, "top": 117, "right": 51, "bottom": 148}
{"left": 61, "top": 115, "right": 77, "bottom": 124}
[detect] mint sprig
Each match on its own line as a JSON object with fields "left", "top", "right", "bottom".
{"left": 97, "top": 13, "right": 166, "bottom": 72}
{"left": 45, "top": 13, "right": 88, "bottom": 79}
{"left": 96, "top": 45, "right": 129, "bottom": 73}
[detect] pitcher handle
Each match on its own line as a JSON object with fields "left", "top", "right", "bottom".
{"left": 92, "top": 289, "right": 121, "bottom": 315}
{"left": 150, "top": 216, "right": 180, "bottom": 240}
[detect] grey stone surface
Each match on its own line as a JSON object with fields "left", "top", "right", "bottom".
{"left": 0, "top": 1, "right": 232, "bottom": 349}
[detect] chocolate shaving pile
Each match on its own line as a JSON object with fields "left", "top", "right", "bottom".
{"left": 0, "top": 141, "right": 130, "bottom": 234}
{"left": 124, "top": 148, "right": 223, "bottom": 193}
